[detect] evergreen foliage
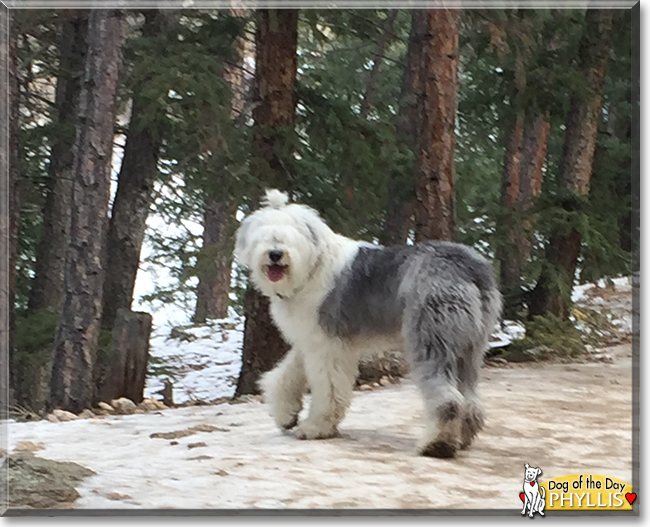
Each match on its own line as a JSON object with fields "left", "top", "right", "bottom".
{"left": 12, "top": 7, "right": 633, "bottom": 327}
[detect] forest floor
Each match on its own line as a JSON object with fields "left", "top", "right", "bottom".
{"left": 5, "top": 279, "right": 635, "bottom": 511}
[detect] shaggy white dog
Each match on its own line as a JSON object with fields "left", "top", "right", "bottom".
{"left": 235, "top": 190, "right": 501, "bottom": 458}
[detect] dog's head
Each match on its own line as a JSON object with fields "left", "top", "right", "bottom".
{"left": 235, "top": 189, "right": 327, "bottom": 298}
{"left": 524, "top": 463, "right": 542, "bottom": 483}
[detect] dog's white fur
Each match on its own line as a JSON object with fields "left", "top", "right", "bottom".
{"left": 522, "top": 463, "right": 546, "bottom": 517}
{"left": 235, "top": 190, "right": 501, "bottom": 455}
{"left": 235, "top": 190, "right": 362, "bottom": 439}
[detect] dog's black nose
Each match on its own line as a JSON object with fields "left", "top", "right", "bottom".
{"left": 269, "top": 249, "right": 284, "bottom": 263}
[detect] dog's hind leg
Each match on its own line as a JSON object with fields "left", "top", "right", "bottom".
{"left": 294, "top": 340, "right": 358, "bottom": 440}
{"left": 403, "top": 298, "right": 469, "bottom": 458}
{"left": 457, "top": 343, "right": 486, "bottom": 450}
{"left": 259, "top": 347, "right": 307, "bottom": 430}
{"left": 405, "top": 320, "right": 465, "bottom": 458}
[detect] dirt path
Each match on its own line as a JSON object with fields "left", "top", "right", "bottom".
{"left": 7, "top": 343, "right": 634, "bottom": 510}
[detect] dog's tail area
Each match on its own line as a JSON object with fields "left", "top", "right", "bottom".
{"left": 262, "top": 189, "right": 290, "bottom": 209}
{"left": 540, "top": 486, "right": 546, "bottom": 499}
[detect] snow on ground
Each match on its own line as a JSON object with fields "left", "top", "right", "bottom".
{"left": 7, "top": 350, "right": 633, "bottom": 510}
{"left": 144, "top": 318, "right": 243, "bottom": 405}
{"left": 5, "top": 279, "right": 635, "bottom": 510}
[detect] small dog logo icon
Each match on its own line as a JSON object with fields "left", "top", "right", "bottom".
{"left": 520, "top": 463, "right": 545, "bottom": 517}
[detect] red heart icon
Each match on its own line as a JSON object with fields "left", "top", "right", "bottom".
{"left": 625, "top": 493, "right": 636, "bottom": 505}
{"left": 519, "top": 492, "right": 525, "bottom": 502}
{"left": 530, "top": 482, "right": 535, "bottom": 486}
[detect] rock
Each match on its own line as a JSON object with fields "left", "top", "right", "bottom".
{"left": 97, "top": 401, "right": 114, "bottom": 413}
{"left": 8, "top": 454, "right": 95, "bottom": 509}
{"left": 137, "top": 398, "right": 167, "bottom": 412}
{"left": 358, "top": 384, "right": 373, "bottom": 391}
{"left": 13, "top": 441, "right": 45, "bottom": 454}
{"left": 170, "top": 327, "right": 196, "bottom": 342}
{"left": 187, "top": 442, "right": 207, "bottom": 449}
{"left": 52, "top": 409, "right": 79, "bottom": 422}
{"left": 78, "top": 409, "right": 95, "bottom": 419}
{"left": 110, "top": 397, "right": 137, "bottom": 415}
{"left": 379, "top": 376, "right": 391, "bottom": 387}
{"left": 46, "top": 414, "right": 60, "bottom": 423}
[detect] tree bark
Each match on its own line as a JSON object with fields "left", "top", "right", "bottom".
{"left": 194, "top": 10, "right": 248, "bottom": 324}
{"left": 28, "top": 11, "right": 88, "bottom": 313}
{"left": 498, "top": 110, "right": 549, "bottom": 317}
{"left": 497, "top": 110, "right": 525, "bottom": 316}
{"left": 194, "top": 199, "right": 237, "bottom": 322}
{"left": 98, "top": 309, "right": 152, "bottom": 404}
{"left": 413, "top": 9, "right": 460, "bottom": 243}
{"left": 381, "top": 11, "right": 426, "bottom": 246}
{"left": 49, "top": 10, "right": 125, "bottom": 413}
{"left": 359, "top": 10, "right": 398, "bottom": 119}
{"left": 1, "top": 7, "right": 20, "bottom": 415}
{"left": 100, "top": 10, "right": 165, "bottom": 331}
{"left": 235, "top": 9, "right": 297, "bottom": 397}
{"left": 529, "top": 9, "right": 613, "bottom": 319}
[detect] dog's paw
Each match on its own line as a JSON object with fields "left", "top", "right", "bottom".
{"left": 419, "top": 440, "right": 458, "bottom": 459}
{"left": 293, "top": 421, "right": 339, "bottom": 440}
{"left": 277, "top": 414, "right": 298, "bottom": 430}
{"left": 460, "top": 401, "right": 485, "bottom": 450}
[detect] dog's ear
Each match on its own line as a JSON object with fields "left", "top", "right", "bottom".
{"left": 536, "top": 468, "right": 542, "bottom": 477}
{"left": 524, "top": 463, "right": 530, "bottom": 470}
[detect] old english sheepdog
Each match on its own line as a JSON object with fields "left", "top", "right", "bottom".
{"left": 235, "top": 190, "right": 502, "bottom": 458}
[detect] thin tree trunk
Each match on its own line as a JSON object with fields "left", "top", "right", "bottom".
{"left": 50, "top": 10, "right": 125, "bottom": 413}
{"left": 497, "top": 110, "right": 525, "bottom": 317}
{"left": 194, "top": 199, "right": 237, "bottom": 322}
{"left": 529, "top": 9, "right": 614, "bottom": 319}
{"left": 28, "top": 11, "right": 88, "bottom": 313}
{"left": 101, "top": 10, "right": 165, "bottom": 331}
{"left": 2, "top": 8, "right": 20, "bottom": 414}
{"left": 194, "top": 9, "right": 248, "bottom": 324}
{"left": 235, "top": 9, "right": 297, "bottom": 397}
{"left": 359, "top": 10, "right": 398, "bottom": 119}
{"left": 518, "top": 113, "right": 550, "bottom": 262}
{"left": 381, "top": 11, "right": 425, "bottom": 246}
{"left": 414, "top": 9, "right": 460, "bottom": 243}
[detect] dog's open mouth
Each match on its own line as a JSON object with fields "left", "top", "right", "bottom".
{"left": 266, "top": 264, "right": 288, "bottom": 282}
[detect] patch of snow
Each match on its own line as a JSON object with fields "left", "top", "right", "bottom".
{"left": 145, "top": 318, "right": 243, "bottom": 405}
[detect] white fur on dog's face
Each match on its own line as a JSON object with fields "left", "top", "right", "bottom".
{"left": 235, "top": 200, "right": 323, "bottom": 298}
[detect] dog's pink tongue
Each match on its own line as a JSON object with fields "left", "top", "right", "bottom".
{"left": 267, "top": 265, "right": 286, "bottom": 282}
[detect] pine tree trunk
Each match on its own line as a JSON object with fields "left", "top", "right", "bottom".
{"left": 194, "top": 10, "right": 248, "bottom": 324}
{"left": 518, "top": 113, "right": 550, "bottom": 262}
{"left": 235, "top": 9, "right": 297, "bottom": 397}
{"left": 49, "top": 10, "right": 125, "bottom": 413}
{"left": 529, "top": 9, "right": 613, "bottom": 319}
{"left": 28, "top": 11, "right": 88, "bottom": 313}
{"left": 101, "top": 11, "right": 165, "bottom": 331}
{"left": 2, "top": 8, "right": 20, "bottom": 414}
{"left": 413, "top": 9, "right": 459, "bottom": 243}
{"left": 359, "top": 10, "right": 398, "bottom": 119}
{"left": 498, "top": 110, "right": 550, "bottom": 317}
{"left": 381, "top": 11, "right": 425, "bottom": 246}
{"left": 497, "top": 110, "right": 525, "bottom": 316}
{"left": 98, "top": 309, "right": 152, "bottom": 405}
{"left": 194, "top": 199, "right": 237, "bottom": 322}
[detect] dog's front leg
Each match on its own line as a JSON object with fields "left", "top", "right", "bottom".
{"left": 294, "top": 342, "right": 357, "bottom": 440}
{"left": 259, "top": 346, "right": 306, "bottom": 430}
{"left": 521, "top": 494, "right": 529, "bottom": 516}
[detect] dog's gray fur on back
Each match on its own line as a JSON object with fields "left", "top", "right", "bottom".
{"left": 235, "top": 190, "right": 502, "bottom": 458}
{"left": 319, "top": 242, "right": 501, "bottom": 457}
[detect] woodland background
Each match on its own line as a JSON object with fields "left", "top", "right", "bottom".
{"left": 1, "top": 7, "right": 636, "bottom": 415}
